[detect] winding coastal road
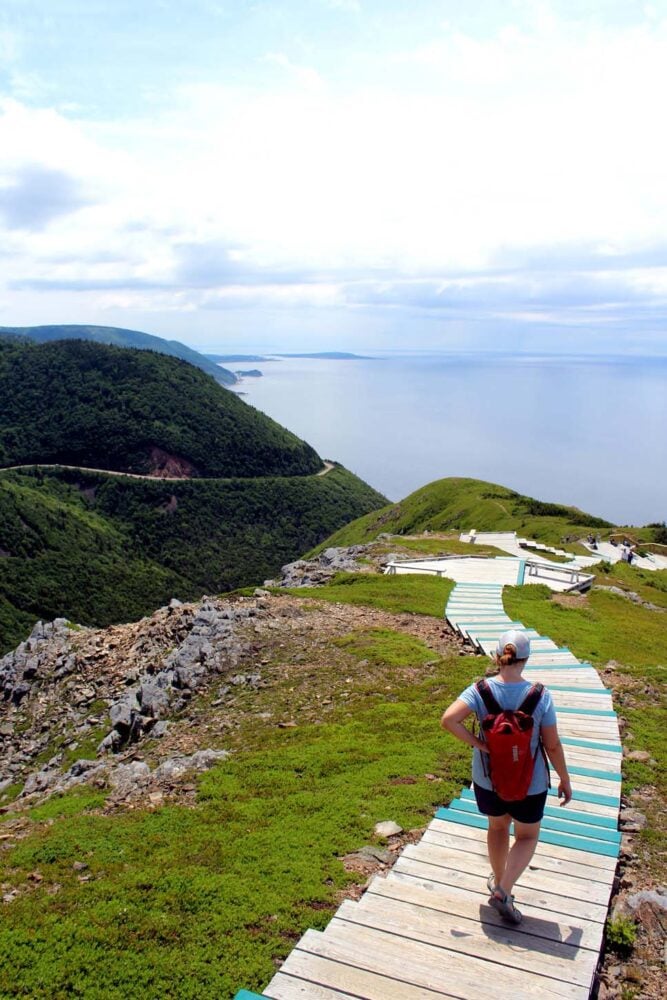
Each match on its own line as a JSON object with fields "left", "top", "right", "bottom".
{"left": 0, "top": 460, "right": 336, "bottom": 482}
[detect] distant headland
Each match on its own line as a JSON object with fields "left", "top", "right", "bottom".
{"left": 205, "top": 351, "right": 375, "bottom": 362}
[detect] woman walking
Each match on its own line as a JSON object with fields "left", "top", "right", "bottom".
{"left": 441, "top": 628, "right": 572, "bottom": 924}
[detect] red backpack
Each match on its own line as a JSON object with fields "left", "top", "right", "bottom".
{"left": 475, "top": 679, "right": 547, "bottom": 802}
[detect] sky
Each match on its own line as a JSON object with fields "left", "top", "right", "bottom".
{"left": 2, "top": 1, "right": 667, "bottom": 354}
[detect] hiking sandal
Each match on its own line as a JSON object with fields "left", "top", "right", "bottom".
{"left": 489, "top": 888, "right": 523, "bottom": 925}
{"left": 486, "top": 873, "right": 497, "bottom": 895}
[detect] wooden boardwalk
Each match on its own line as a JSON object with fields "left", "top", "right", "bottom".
{"left": 236, "top": 578, "right": 621, "bottom": 1000}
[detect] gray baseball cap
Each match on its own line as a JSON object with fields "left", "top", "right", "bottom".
{"left": 496, "top": 628, "right": 531, "bottom": 660}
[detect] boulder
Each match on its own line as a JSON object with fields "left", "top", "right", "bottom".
{"left": 374, "top": 820, "right": 403, "bottom": 838}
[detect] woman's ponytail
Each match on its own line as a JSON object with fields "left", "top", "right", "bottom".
{"left": 497, "top": 643, "right": 518, "bottom": 667}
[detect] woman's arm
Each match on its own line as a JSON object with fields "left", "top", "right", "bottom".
{"left": 441, "top": 699, "right": 488, "bottom": 753}
{"left": 541, "top": 723, "right": 573, "bottom": 805}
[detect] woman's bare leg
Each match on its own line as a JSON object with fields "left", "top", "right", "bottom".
{"left": 499, "top": 819, "right": 541, "bottom": 895}
{"left": 486, "top": 814, "right": 511, "bottom": 887}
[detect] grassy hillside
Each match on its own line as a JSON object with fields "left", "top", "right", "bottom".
{"left": 0, "top": 323, "right": 236, "bottom": 386}
{"left": 1, "top": 563, "right": 665, "bottom": 997}
{"left": 0, "top": 466, "right": 386, "bottom": 653}
{"left": 0, "top": 339, "right": 321, "bottom": 478}
{"left": 310, "top": 476, "right": 662, "bottom": 553}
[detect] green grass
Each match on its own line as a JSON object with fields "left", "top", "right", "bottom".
{"left": 503, "top": 580, "right": 667, "bottom": 820}
{"left": 0, "top": 631, "right": 476, "bottom": 999}
{"left": 333, "top": 628, "right": 439, "bottom": 668}
{"left": 311, "top": 476, "right": 624, "bottom": 551}
{"left": 282, "top": 571, "right": 454, "bottom": 618}
{"left": 503, "top": 580, "right": 667, "bottom": 681}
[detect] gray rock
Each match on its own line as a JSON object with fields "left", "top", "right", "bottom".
{"left": 22, "top": 767, "right": 59, "bottom": 796}
{"left": 620, "top": 808, "right": 648, "bottom": 832}
{"left": 109, "top": 762, "right": 151, "bottom": 796}
{"left": 11, "top": 683, "right": 32, "bottom": 706}
{"left": 374, "top": 820, "right": 403, "bottom": 838}
{"left": 626, "top": 889, "right": 667, "bottom": 912}
{"left": 98, "top": 730, "right": 123, "bottom": 753}
{"left": 138, "top": 682, "right": 171, "bottom": 718}
{"left": 355, "top": 845, "right": 395, "bottom": 864}
{"left": 154, "top": 749, "right": 229, "bottom": 783}
{"left": 67, "top": 759, "right": 100, "bottom": 778}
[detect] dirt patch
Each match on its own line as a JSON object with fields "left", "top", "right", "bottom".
{"left": 552, "top": 592, "right": 589, "bottom": 609}
{"left": 146, "top": 446, "right": 197, "bottom": 478}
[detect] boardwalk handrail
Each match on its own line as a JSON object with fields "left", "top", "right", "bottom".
{"left": 525, "top": 559, "right": 593, "bottom": 591}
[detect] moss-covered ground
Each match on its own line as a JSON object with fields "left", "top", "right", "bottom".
{"left": 2, "top": 558, "right": 665, "bottom": 997}
{"left": 504, "top": 564, "right": 667, "bottom": 878}
{"left": 0, "top": 574, "right": 474, "bottom": 999}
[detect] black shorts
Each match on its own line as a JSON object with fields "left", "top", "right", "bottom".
{"left": 473, "top": 783, "right": 548, "bottom": 824}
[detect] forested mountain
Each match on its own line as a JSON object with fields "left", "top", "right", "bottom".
{"left": 0, "top": 466, "right": 386, "bottom": 653}
{"left": 0, "top": 323, "right": 236, "bottom": 386}
{"left": 0, "top": 337, "right": 386, "bottom": 650}
{"left": 0, "top": 339, "right": 321, "bottom": 477}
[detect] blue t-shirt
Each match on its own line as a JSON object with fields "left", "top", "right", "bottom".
{"left": 459, "top": 677, "right": 557, "bottom": 795}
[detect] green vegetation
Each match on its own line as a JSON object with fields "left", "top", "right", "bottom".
{"left": 0, "top": 339, "right": 320, "bottom": 477}
{"left": 283, "top": 571, "right": 454, "bottom": 618}
{"left": 0, "top": 323, "right": 236, "bottom": 386}
{"left": 0, "top": 467, "right": 386, "bottom": 653}
{"left": 605, "top": 915, "right": 637, "bottom": 957}
{"left": 313, "top": 476, "right": 666, "bottom": 552}
{"left": 503, "top": 565, "right": 667, "bottom": 872}
{"left": 0, "top": 574, "right": 475, "bottom": 1000}
{"left": 503, "top": 574, "right": 667, "bottom": 681}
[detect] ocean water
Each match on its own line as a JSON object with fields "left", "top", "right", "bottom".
{"left": 233, "top": 353, "right": 667, "bottom": 526}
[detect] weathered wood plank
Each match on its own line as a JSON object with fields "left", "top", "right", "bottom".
{"left": 413, "top": 840, "right": 614, "bottom": 904}
{"left": 427, "top": 820, "right": 618, "bottom": 872}
{"left": 265, "top": 969, "right": 356, "bottom": 999}
{"left": 369, "top": 871, "right": 605, "bottom": 950}
{"left": 266, "top": 959, "right": 447, "bottom": 999}
{"left": 394, "top": 855, "right": 610, "bottom": 923}
{"left": 336, "top": 895, "right": 599, "bottom": 988}
{"left": 304, "top": 921, "right": 591, "bottom": 1000}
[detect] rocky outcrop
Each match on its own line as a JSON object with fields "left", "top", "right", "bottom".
{"left": 97, "top": 599, "right": 249, "bottom": 752}
{"left": 0, "top": 595, "right": 272, "bottom": 806}
{"left": 270, "top": 545, "right": 371, "bottom": 587}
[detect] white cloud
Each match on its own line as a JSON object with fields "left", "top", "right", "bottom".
{"left": 2, "top": 6, "right": 667, "bottom": 349}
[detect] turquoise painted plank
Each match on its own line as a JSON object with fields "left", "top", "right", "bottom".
{"left": 234, "top": 992, "right": 265, "bottom": 999}
{"left": 549, "top": 686, "right": 612, "bottom": 695}
{"left": 466, "top": 623, "right": 528, "bottom": 633}
{"left": 447, "top": 610, "right": 507, "bottom": 616}
{"left": 553, "top": 707, "right": 617, "bottom": 717}
{"left": 517, "top": 559, "right": 526, "bottom": 585}
{"left": 561, "top": 736, "right": 622, "bottom": 753}
{"left": 456, "top": 618, "right": 509, "bottom": 628}
{"left": 448, "top": 798, "right": 620, "bottom": 843}
{"left": 547, "top": 786, "right": 619, "bottom": 806}
{"left": 553, "top": 763, "right": 622, "bottom": 782}
{"left": 434, "top": 807, "right": 619, "bottom": 856}
{"left": 536, "top": 827, "right": 619, "bottom": 857}
{"left": 458, "top": 787, "right": 618, "bottom": 829}
{"left": 447, "top": 606, "right": 506, "bottom": 611}
{"left": 524, "top": 664, "right": 593, "bottom": 671}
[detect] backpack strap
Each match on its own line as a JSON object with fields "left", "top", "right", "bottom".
{"left": 475, "top": 678, "right": 502, "bottom": 715}
{"left": 518, "top": 683, "right": 544, "bottom": 716}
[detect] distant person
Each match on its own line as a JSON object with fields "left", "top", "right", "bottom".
{"left": 440, "top": 629, "right": 572, "bottom": 925}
